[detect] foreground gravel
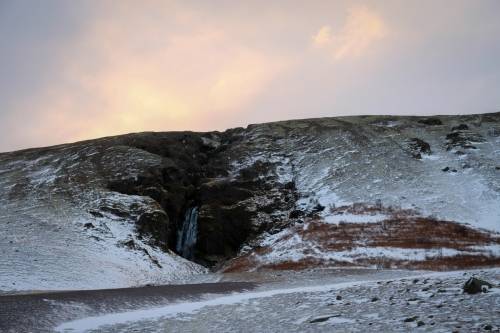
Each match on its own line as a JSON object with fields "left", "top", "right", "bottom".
{"left": 61, "top": 268, "right": 500, "bottom": 333}
{"left": 0, "top": 282, "right": 255, "bottom": 333}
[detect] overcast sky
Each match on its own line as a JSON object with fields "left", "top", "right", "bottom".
{"left": 1, "top": 0, "right": 499, "bottom": 152}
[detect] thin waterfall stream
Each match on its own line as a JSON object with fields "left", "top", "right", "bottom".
{"left": 176, "top": 207, "right": 198, "bottom": 259}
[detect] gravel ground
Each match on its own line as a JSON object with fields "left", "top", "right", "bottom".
{"left": 57, "top": 268, "right": 500, "bottom": 333}
{"left": 0, "top": 282, "right": 255, "bottom": 333}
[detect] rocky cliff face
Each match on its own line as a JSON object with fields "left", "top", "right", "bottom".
{"left": 1, "top": 113, "right": 500, "bottom": 291}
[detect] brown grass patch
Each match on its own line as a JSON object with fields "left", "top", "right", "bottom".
{"left": 221, "top": 203, "right": 500, "bottom": 273}
{"left": 298, "top": 216, "right": 499, "bottom": 252}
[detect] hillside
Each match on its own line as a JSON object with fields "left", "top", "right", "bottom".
{"left": 1, "top": 112, "right": 499, "bottom": 291}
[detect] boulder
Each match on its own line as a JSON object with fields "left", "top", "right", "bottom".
{"left": 463, "top": 277, "right": 493, "bottom": 294}
{"left": 451, "top": 124, "right": 469, "bottom": 131}
{"left": 407, "top": 138, "right": 431, "bottom": 159}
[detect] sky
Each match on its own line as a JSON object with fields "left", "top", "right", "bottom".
{"left": 1, "top": 0, "right": 499, "bottom": 152}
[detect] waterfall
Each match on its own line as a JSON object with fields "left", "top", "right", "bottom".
{"left": 176, "top": 207, "right": 198, "bottom": 259}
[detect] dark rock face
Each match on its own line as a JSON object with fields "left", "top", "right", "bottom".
{"left": 463, "top": 277, "right": 493, "bottom": 294}
{"left": 407, "top": 138, "right": 431, "bottom": 159}
{"left": 194, "top": 153, "right": 299, "bottom": 265}
{"left": 101, "top": 132, "right": 225, "bottom": 255}
{"left": 418, "top": 118, "right": 442, "bottom": 126}
{"left": 451, "top": 124, "right": 469, "bottom": 131}
{"left": 98, "top": 129, "right": 300, "bottom": 266}
{"left": 445, "top": 128, "right": 485, "bottom": 151}
{"left": 136, "top": 211, "right": 170, "bottom": 250}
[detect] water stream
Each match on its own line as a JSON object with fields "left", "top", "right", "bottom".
{"left": 176, "top": 207, "right": 198, "bottom": 259}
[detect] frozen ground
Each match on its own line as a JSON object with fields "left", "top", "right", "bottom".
{"left": 52, "top": 268, "right": 500, "bottom": 333}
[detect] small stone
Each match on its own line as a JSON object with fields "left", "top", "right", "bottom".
{"left": 417, "top": 321, "right": 425, "bottom": 327}
{"left": 484, "top": 324, "right": 492, "bottom": 331}
{"left": 309, "top": 314, "right": 340, "bottom": 323}
{"left": 336, "top": 295, "right": 342, "bottom": 300}
{"left": 371, "top": 297, "right": 379, "bottom": 302}
{"left": 404, "top": 316, "right": 418, "bottom": 322}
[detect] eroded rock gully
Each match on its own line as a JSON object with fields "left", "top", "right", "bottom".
{"left": 102, "top": 130, "right": 300, "bottom": 268}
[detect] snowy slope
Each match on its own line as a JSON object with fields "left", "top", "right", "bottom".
{"left": 1, "top": 113, "right": 500, "bottom": 291}
{"left": 222, "top": 114, "right": 500, "bottom": 271}
{"left": 0, "top": 140, "right": 205, "bottom": 292}
{"left": 231, "top": 115, "right": 500, "bottom": 232}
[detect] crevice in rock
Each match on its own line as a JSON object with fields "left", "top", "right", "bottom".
{"left": 100, "top": 130, "right": 299, "bottom": 268}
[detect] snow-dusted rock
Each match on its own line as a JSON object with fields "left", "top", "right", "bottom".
{"left": 1, "top": 112, "right": 500, "bottom": 291}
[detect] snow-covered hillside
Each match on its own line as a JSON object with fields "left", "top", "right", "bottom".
{"left": 0, "top": 137, "right": 206, "bottom": 292}
{"left": 232, "top": 115, "right": 500, "bottom": 232}
{"left": 1, "top": 113, "right": 500, "bottom": 291}
{"left": 223, "top": 114, "right": 500, "bottom": 271}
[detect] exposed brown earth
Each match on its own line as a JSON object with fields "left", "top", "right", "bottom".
{"left": 222, "top": 204, "right": 500, "bottom": 273}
